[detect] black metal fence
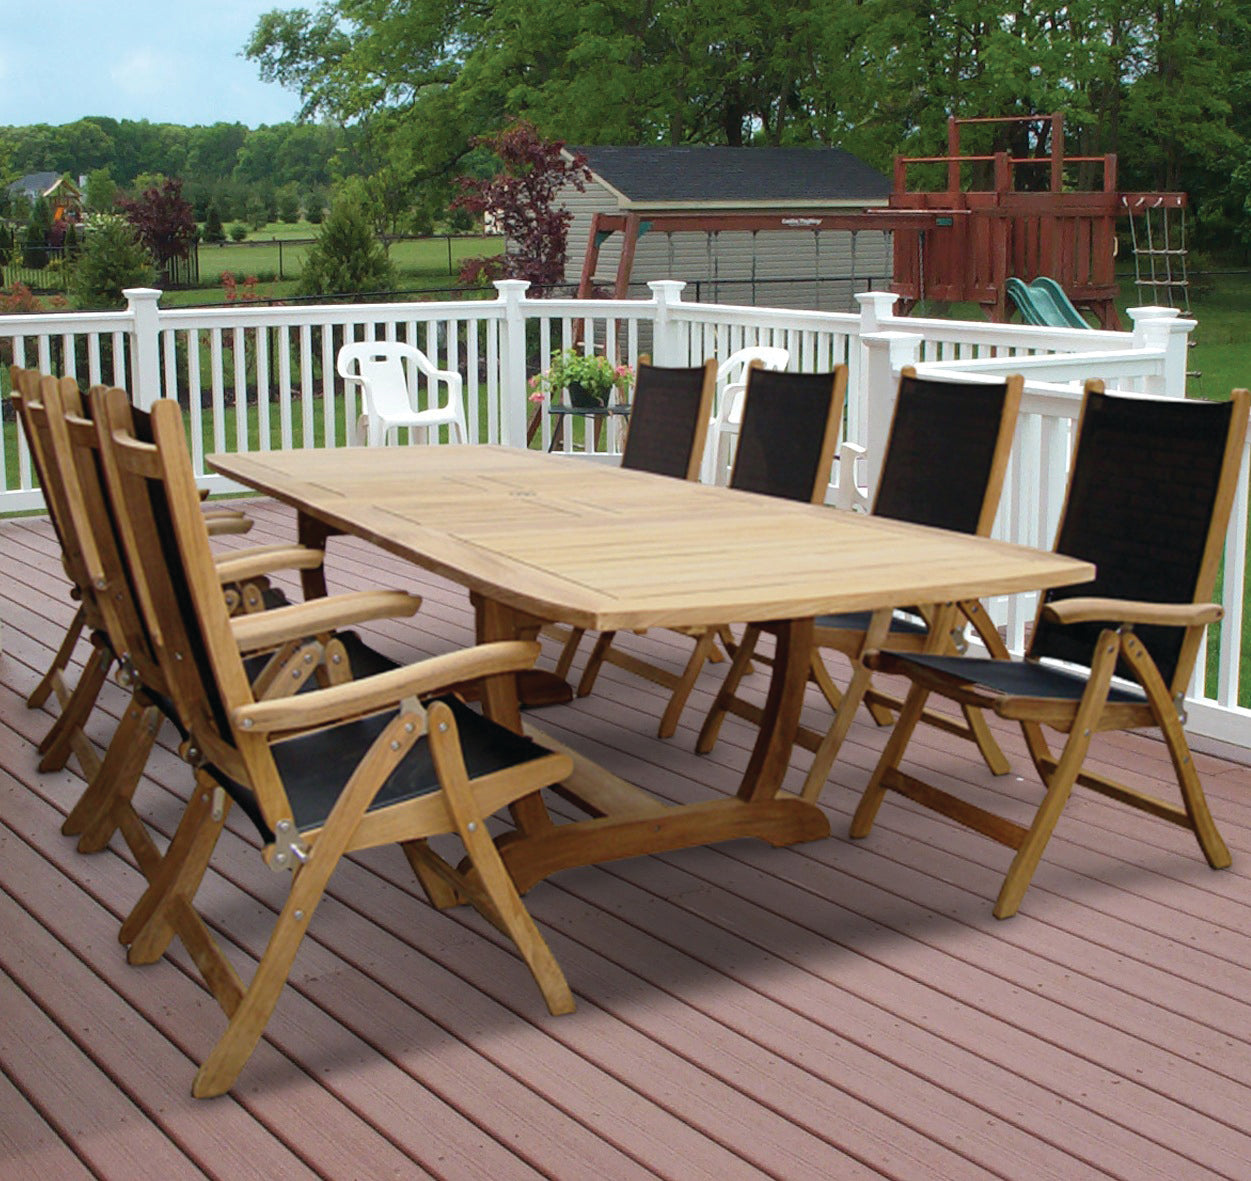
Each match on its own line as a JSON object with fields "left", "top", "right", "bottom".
{"left": 2, "top": 244, "right": 198, "bottom": 292}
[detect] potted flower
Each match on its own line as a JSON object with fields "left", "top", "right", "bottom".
{"left": 529, "top": 348, "right": 635, "bottom": 408}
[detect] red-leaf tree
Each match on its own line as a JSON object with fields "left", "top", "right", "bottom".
{"left": 453, "top": 120, "right": 591, "bottom": 292}
{"left": 117, "top": 177, "right": 198, "bottom": 267}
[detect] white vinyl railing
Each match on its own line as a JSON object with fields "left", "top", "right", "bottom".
{"left": 5, "top": 279, "right": 1246, "bottom": 748}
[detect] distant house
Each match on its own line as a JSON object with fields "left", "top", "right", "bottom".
{"left": 6, "top": 172, "right": 84, "bottom": 222}
{"left": 557, "top": 146, "right": 895, "bottom": 312}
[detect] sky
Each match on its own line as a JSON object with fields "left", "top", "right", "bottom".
{"left": 0, "top": 1, "right": 307, "bottom": 128}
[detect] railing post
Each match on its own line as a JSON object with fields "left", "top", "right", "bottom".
{"left": 124, "top": 287, "right": 164, "bottom": 409}
{"left": 648, "top": 280, "right": 687, "bottom": 365}
{"left": 494, "top": 279, "right": 530, "bottom": 447}
{"left": 855, "top": 290, "right": 899, "bottom": 333}
{"left": 859, "top": 331, "right": 921, "bottom": 496}
{"left": 1127, "top": 306, "right": 1195, "bottom": 398}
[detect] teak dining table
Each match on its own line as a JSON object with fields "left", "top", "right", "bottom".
{"left": 209, "top": 444, "right": 1094, "bottom": 891}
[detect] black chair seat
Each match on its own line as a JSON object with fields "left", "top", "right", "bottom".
{"left": 260, "top": 586, "right": 291, "bottom": 609}
{"left": 815, "top": 609, "right": 929, "bottom": 636}
{"left": 272, "top": 695, "right": 555, "bottom": 834}
{"left": 888, "top": 652, "right": 1148, "bottom": 703}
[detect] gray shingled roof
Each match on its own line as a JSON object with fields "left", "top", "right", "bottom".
{"left": 571, "top": 146, "right": 890, "bottom": 204}
{"left": 6, "top": 171, "right": 73, "bottom": 200}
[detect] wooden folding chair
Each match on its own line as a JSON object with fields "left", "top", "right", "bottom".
{"left": 576, "top": 363, "right": 845, "bottom": 738}
{"left": 35, "top": 378, "right": 399, "bottom": 862}
{"left": 697, "top": 368, "right": 1022, "bottom": 797}
{"left": 10, "top": 365, "right": 253, "bottom": 773}
{"left": 10, "top": 367, "right": 114, "bottom": 776}
{"left": 547, "top": 358, "right": 717, "bottom": 688}
{"left": 852, "top": 383, "right": 1250, "bottom": 918}
{"left": 94, "top": 391, "right": 577, "bottom": 1098}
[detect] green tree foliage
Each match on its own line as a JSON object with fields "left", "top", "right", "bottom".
{"left": 203, "top": 202, "right": 227, "bottom": 244}
{"left": 296, "top": 192, "right": 395, "bottom": 297}
{"left": 70, "top": 215, "right": 157, "bottom": 309}
{"left": 276, "top": 184, "right": 302, "bottom": 222}
{"left": 244, "top": 0, "right": 1251, "bottom": 252}
{"left": 22, "top": 196, "right": 52, "bottom": 269}
{"left": 84, "top": 167, "right": 118, "bottom": 213}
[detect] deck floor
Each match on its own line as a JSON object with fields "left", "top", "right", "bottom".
{"left": 3, "top": 499, "right": 1251, "bottom": 1180}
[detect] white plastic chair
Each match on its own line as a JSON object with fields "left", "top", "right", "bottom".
{"left": 337, "top": 340, "right": 468, "bottom": 447}
{"left": 707, "top": 346, "right": 790, "bottom": 484}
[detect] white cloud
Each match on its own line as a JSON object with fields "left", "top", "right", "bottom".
{"left": 3, "top": 2, "right": 302, "bottom": 128}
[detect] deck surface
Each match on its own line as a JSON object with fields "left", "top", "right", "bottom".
{"left": 2, "top": 499, "right": 1250, "bottom": 1180}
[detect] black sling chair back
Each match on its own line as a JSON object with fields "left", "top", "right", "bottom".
{"left": 698, "top": 367, "right": 1023, "bottom": 795}
{"left": 853, "top": 382, "right": 1250, "bottom": 919}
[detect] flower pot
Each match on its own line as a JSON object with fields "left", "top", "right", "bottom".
{"left": 568, "top": 381, "right": 608, "bottom": 408}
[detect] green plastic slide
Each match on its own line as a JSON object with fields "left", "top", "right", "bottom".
{"left": 1005, "top": 276, "right": 1090, "bottom": 329}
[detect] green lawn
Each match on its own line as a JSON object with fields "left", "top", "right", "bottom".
{"left": 184, "top": 225, "right": 502, "bottom": 304}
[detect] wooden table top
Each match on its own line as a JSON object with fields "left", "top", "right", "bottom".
{"left": 211, "top": 446, "right": 1094, "bottom": 632}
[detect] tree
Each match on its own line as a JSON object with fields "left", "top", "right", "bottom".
{"left": 276, "top": 185, "right": 302, "bottom": 223}
{"left": 22, "top": 196, "right": 52, "bottom": 269}
{"left": 70, "top": 215, "right": 156, "bottom": 309}
{"left": 117, "top": 177, "right": 197, "bottom": 270}
{"left": 453, "top": 120, "right": 590, "bottom": 290}
{"left": 242, "top": 0, "right": 1251, "bottom": 249}
{"left": 85, "top": 167, "right": 118, "bottom": 214}
{"left": 296, "top": 193, "right": 395, "bottom": 297}
{"left": 203, "top": 202, "right": 226, "bottom": 244}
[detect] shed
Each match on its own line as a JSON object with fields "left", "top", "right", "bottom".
{"left": 559, "top": 146, "right": 901, "bottom": 312}
{"left": 6, "top": 172, "right": 83, "bottom": 221}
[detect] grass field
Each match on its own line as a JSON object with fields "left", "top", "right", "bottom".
{"left": 178, "top": 224, "right": 503, "bottom": 306}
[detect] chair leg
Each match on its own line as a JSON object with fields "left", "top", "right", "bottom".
{"left": 994, "top": 631, "right": 1121, "bottom": 918}
{"left": 28, "top": 604, "right": 87, "bottom": 709}
{"left": 850, "top": 681, "right": 932, "bottom": 839}
{"left": 961, "top": 703, "right": 1012, "bottom": 776}
{"left": 577, "top": 631, "right": 617, "bottom": 697}
{"left": 121, "top": 775, "right": 228, "bottom": 959}
{"left": 64, "top": 700, "right": 162, "bottom": 849}
{"left": 402, "top": 838, "right": 470, "bottom": 909}
{"left": 800, "top": 611, "right": 895, "bottom": 803}
{"left": 800, "top": 661, "right": 876, "bottom": 804}
{"left": 695, "top": 624, "right": 762, "bottom": 754}
{"left": 994, "top": 728, "right": 1093, "bottom": 919}
{"left": 193, "top": 709, "right": 424, "bottom": 1098}
{"left": 37, "top": 641, "right": 112, "bottom": 771}
{"left": 553, "top": 627, "right": 585, "bottom": 683}
{"left": 1119, "top": 630, "right": 1231, "bottom": 870}
{"left": 430, "top": 704, "right": 574, "bottom": 1018}
{"left": 657, "top": 628, "right": 717, "bottom": 739}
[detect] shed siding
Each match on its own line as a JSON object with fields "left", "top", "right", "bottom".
{"left": 556, "top": 179, "right": 892, "bottom": 313}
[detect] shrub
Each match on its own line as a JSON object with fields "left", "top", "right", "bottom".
{"left": 203, "top": 203, "right": 226, "bottom": 244}
{"left": 22, "top": 197, "right": 52, "bottom": 270}
{"left": 296, "top": 196, "right": 395, "bottom": 298}
{"left": 229, "top": 223, "right": 248, "bottom": 242}
{"left": 70, "top": 214, "right": 157, "bottom": 310}
{"left": 276, "top": 188, "right": 301, "bottom": 223}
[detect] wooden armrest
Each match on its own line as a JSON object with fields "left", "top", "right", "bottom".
{"left": 205, "top": 515, "right": 255, "bottom": 537}
{"left": 230, "top": 590, "right": 421, "bottom": 652}
{"left": 215, "top": 544, "right": 326, "bottom": 583}
{"left": 233, "top": 640, "right": 541, "bottom": 733}
{"left": 1043, "top": 597, "right": 1222, "bottom": 628}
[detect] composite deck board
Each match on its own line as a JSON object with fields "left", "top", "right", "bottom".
{"left": 3, "top": 502, "right": 1251, "bottom": 1180}
{"left": 0, "top": 1064, "right": 96, "bottom": 1180}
